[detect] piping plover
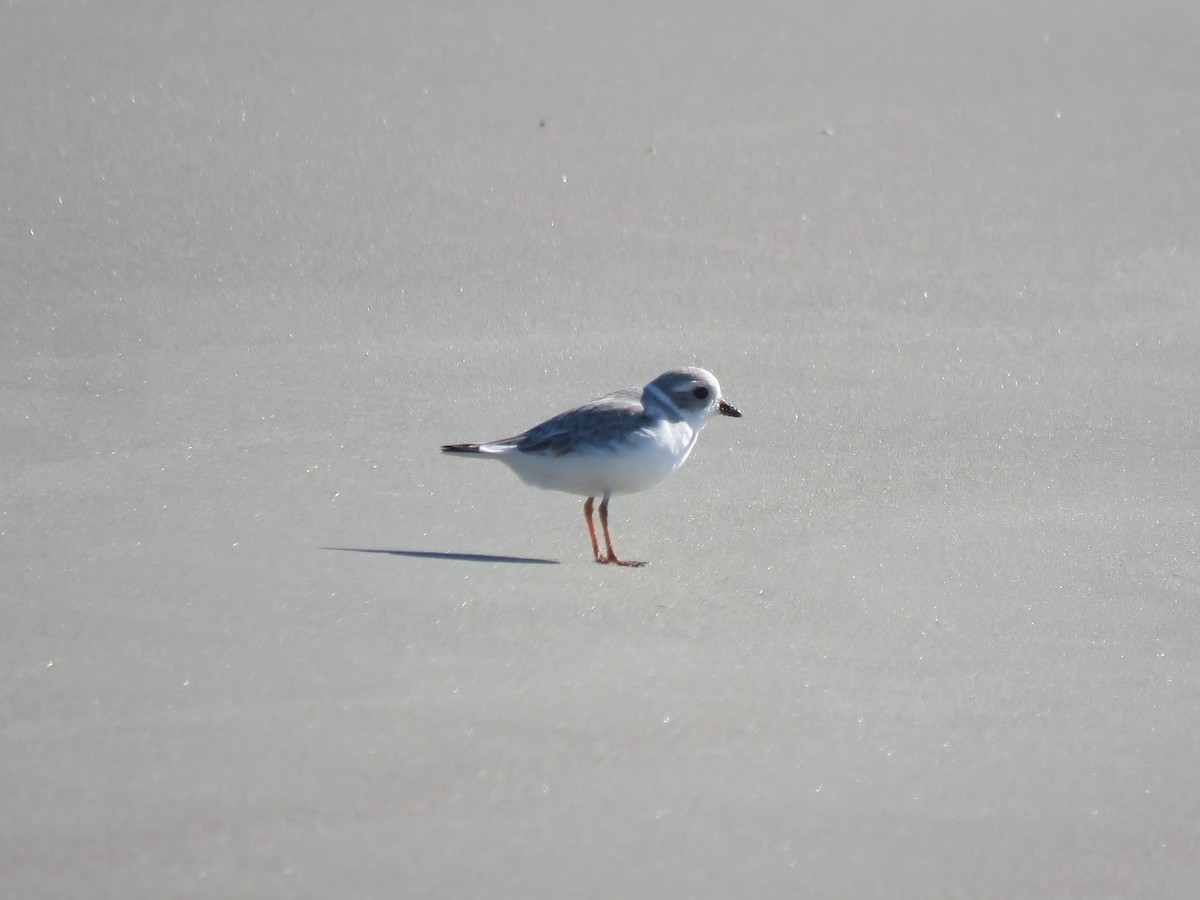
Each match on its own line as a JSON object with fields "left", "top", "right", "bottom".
{"left": 441, "top": 367, "right": 741, "bottom": 566}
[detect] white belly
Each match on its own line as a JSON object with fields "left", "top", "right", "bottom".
{"left": 500, "top": 420, "right": 696, "bottom": 496}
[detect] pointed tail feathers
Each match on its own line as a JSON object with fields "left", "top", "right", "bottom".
{"left": 441, "top": 443, "right": 484, "bottom": 454}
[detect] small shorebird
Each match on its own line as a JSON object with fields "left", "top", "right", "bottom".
{"left": 441, "top": 367, "right": 741, "bottom": 566}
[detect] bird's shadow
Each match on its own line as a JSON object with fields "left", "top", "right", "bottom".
{"left": 321, "top": 547, "right": 559, "bottom": 565}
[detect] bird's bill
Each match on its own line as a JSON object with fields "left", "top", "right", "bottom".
{"left": 718, "top": 399, "right": 742, "bottom": 418}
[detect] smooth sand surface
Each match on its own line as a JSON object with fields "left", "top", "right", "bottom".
{"left": 4, "top": 2, "right": 1199, "bottom": 897}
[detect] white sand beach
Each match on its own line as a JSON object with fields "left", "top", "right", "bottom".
{"left": 3, "top": 2, "right": 1198, "bottom": 896}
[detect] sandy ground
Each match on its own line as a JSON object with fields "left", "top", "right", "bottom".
{"left": 3, "top": 1, "right": 1199, "bottom": 897}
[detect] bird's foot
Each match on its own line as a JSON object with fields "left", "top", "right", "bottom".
{"left": 598, "top": 554, "right": 647, "bottom": 568}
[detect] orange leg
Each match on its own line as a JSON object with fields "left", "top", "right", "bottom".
{"left": 598, "top": 492, "right": 647, "bottom": 567}
{"left": 583, "top": 497, "right": 603, "bottom": 563}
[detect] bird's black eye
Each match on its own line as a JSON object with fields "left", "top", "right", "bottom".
{"left": 692, "top": 386, "right": 710, "bottom": 400}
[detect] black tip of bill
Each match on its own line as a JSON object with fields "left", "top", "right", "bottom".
{"left": 718, "top": 399, "right": 742, "bottom": 418}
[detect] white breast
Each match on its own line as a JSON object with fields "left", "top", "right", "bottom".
{"left": 499, "top": 419, "right": 697, "bottom": 496}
